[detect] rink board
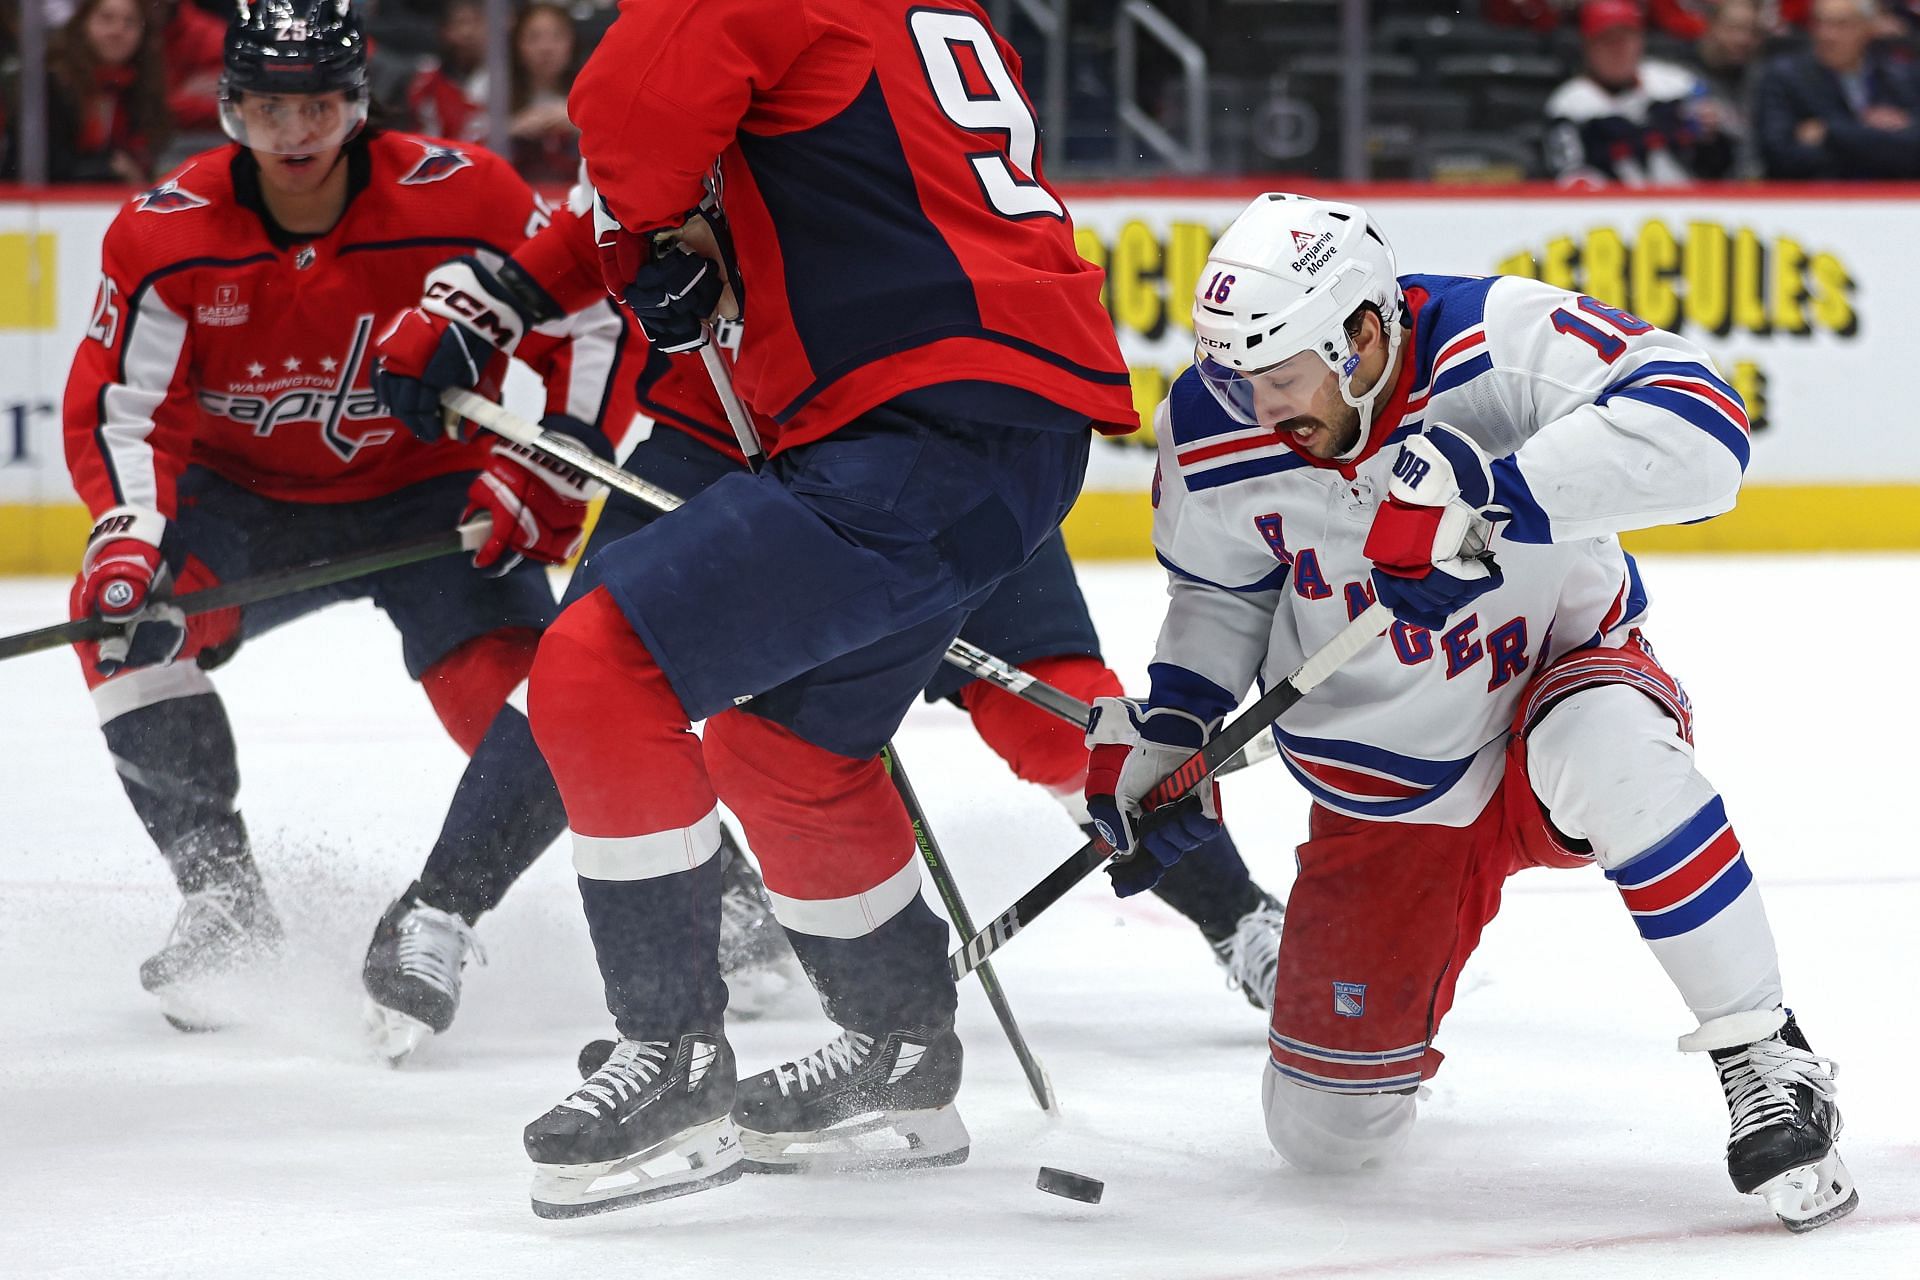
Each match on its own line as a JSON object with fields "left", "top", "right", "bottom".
{"left": 4, "top": 182, "right": 1917, "bottom": 570}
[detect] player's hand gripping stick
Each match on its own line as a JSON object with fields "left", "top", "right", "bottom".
{"left": 948, "top": 600, "right": 1395, "bottom": 982}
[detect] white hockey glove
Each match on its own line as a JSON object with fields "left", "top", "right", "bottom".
{"left": 1084, "top": 696, "right": 1224, "bottom": 898}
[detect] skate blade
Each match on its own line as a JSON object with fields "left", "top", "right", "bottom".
{"left": 739, "top": 1104, "right": 970, "bottom": 1174}
{"left": 530, "top": 1116, "right": 744, "bottom": 1219}
{"left": 364, "top": 1001, "right": 432, "bottom": 1067}
{"left": 153, "top": 984, "right": 233, "bottom": 1034}
{"left": 1757, "top": 1147, "right": 1860, "bottom": 1233}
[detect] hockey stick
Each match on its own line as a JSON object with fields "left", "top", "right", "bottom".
{"left": 882, "top": 741, "right": 1056, "bottom": 1113}
{"left": 948, "top": 600, "right": 1395, "bottom": 982}
{"left": 0, "top": 518, "right": 491, "bottom": 663}
{"left": 439, "top": 389, "right": 1281, "bottom": 776}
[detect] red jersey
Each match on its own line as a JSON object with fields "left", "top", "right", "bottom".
{"left": 64, "top": 132, "right": 631, "bottom": 520}
{"left": 568, "top": 0, "right": 1134, "bottom": 453}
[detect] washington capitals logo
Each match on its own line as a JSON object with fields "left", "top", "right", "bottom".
{"left": 134, "top": 168, "right": 209, "bottom": 214}
{"left": 400, "top": 143, "right": 472, "bottom": 186}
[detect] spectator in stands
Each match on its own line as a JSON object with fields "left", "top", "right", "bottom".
{"left": 1756, "top": 0, "right": 1920, "bottom": 176}
{"left": 1486, "top": 0, "right": 1713, "bottom": 39}
{"left": 10, "top": 0, "right": 173, "bottom": 183}
{"left": 1544, "top": 0, "right": 1735, "bottom": 185}
{"left": 506, "top": 0, "right": 580, "bottom": 184}
{"left": 406, "top": 0, "right": 488, "bottom": 144}
{"left": 1694, "top": 0, "right": 1768, "bottom": 176}
{"left": 160, "top": 0, "right": 225, "bottom": 133}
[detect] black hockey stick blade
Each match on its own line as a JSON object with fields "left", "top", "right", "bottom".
{"left": 947, "top": 601, "right": 1394, "bottom": 982}
{"left": 0, "top": 519, "right": 489, "bottom": 663}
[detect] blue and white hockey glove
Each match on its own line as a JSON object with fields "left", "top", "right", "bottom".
{"left": 594, "top": 204, "right": 724, "bottom": 354}
{"left": 1364, "top": 423, "right": 1505, "bottom": 632}
{"left": 1084, "top": 696, "right": 1224, "bottom": 898}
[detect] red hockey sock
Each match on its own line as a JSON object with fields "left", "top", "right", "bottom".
{"left": 704, "top": 710, "right": 915, "bottom": 907}
{"left": 420, "top": 627, "right": 540, "bottom": 755}
{"left": 527, "top": 587, "right": 714, "bottom": 837}
{"left": 958, "top": 653, "right": 1121, "bottom": 791}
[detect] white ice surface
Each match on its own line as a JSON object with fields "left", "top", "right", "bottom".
{"left": 1, "top": 558, "right": 1916, "bottom": 1278}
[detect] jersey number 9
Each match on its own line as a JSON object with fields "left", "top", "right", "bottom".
{"left": 909, "top": 10, "right": 1064, "bottom": 221}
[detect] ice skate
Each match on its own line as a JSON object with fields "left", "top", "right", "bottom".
{"left": 716, "top": 824, "right": 800, "bottom": 1017}
{"left": 1682, "top": 1008, "right": 1858, "bottom": 1233}
{"left": 1209, "top": 892, "right": 1285, "bottom": 1012}
{"left": 524, "top": 1032, "right": 741, "bottom": 1219}
{"left": 361, "top": 893, "right": 486, "bottom": 1065}
{"left": 139, "top": 880, "right": 283, "bottom": 1032}
{"left": 733, "top": 1027, "right": 969, "bottom": 1174}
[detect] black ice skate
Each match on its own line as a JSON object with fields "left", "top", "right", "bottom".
{"left": 1681, "top": 1008, "right": 1858, "bottom": 1232}
{"left": 139, "top": 879, "right": 284, "bottom": 1032}
{"left": 361, "top": 894, "right": 486, "bottom": 1065}
{"left": 524, "top": 1032, "right": 741, "bottom": 1219}
{"left": 733, "top": 1027, "right": 969, "bottom": 1174}
{"left": 1208, "top": 892, "right": 1285, "bottom": 1012}
{"left": 716, "top": 824, "right": 800, "bottom": 1017}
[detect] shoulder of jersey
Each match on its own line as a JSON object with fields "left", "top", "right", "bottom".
{"left": 106, "top": 145, "right": 261, "bottom": 271}
{"left": 362, "top": 132, "right": 530, "bottom": 233}
{"left": 1544, "top": 76, "right": 1619, "bottom": 121}
{"left": 1639, "top": 59, "right": 1703, "bottom": 100}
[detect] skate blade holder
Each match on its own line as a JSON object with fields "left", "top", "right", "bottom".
{"left": 739, "top": 1107, "right": 970, "bottom": 1174}
{"left": 1757, "top": 1148, "right": 1859, "bottom": 1233}
{"left": 532, "top": 1119, "right": 744, "bottom": 1219}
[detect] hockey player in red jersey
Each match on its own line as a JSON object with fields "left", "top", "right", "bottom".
{"left": 371, "top": 185, "right": 1290, "bottom": 1053}
{"left": 63, "top": 0, "right": 626, "bottom": 1035}
{"left": 374, "top": 0, "right": 1138, "bottom": 1217}
{"left": 1086, "top": 193, "right": 1854, "bottom": 1232}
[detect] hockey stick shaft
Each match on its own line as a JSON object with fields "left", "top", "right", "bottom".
{"left": 0, "top": 519, "right": 490, "bottom": 663}
{"left": 947, "top": 600, "right": 1394, "bottom": 982}
{"left": 883, "top": 742, "right": 1055, "bottom": 1113}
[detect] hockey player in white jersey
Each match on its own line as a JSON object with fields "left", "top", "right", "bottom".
{"left": 1085, "top": 193, "right": 1855, "bottom": 1232}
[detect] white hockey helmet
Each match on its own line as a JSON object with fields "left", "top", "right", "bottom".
{"left": 1192, "top": 193, "right": 1403, "bottom": 434}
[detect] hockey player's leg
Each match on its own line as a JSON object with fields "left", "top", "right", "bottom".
{"left": 1524, "top": 679, "right": 1855, "bottom": 1230}
{"left": 958, "top": 652, "right": 1286, "bottom": 1009}
{"left": 706, "top": 711, "right": 969, "bottom": 1175}
{"left": 520, "top": 589, "right": 742, "bottom": 1217}
{"left": 91, "top": 668, "right": 282, "bottom": 1031}
{"left": 363, "top": 629, "right": 553, "bottom": 1060}
{"left": 1261, "top": 1068, "right": 1417, "bottom": 1173}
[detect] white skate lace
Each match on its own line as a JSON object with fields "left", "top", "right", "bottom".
{"left": 1220, "top": 902, "right": 1285, "bottom": 1007}
{"left": 774, "top": 1031, "right": 875, "bottom": 1097}
{"left": 563, "top": 1040, "right": 670, "bottom": 1115}
{"left": 394, "top": 902, "right": 486, "bottom": 995}
{"left": 1718, "top": 1036, "right": 1839, "bottom": 1145}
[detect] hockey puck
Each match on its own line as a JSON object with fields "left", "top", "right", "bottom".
{"left": 1036, "top": 1166, "right": 1104, "bottom": 1203}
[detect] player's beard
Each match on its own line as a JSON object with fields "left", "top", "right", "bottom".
{"left": 1278, "top": 400, "right": 1364, "bottom": 460}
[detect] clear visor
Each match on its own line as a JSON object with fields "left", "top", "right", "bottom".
{"left": 1195, "top": 347, "right": 1330, "bottom": 427}
{"left": 220, "top": 89, "right": 368, "bottom": 156}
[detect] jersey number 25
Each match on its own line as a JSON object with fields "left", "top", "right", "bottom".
{"left": 909, "top": 10, "right": 1064, "bottom": 220}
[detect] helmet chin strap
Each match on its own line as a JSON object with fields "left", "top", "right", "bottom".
{"left": 1330, "top": 313, "right": 1403, "bottom": 465}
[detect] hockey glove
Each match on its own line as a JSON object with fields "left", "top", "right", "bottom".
{"left": 1084, "top": 696, "right": 1224, "bottom": 898}
{"left": 462, "top": 415, "right": 610, "bottom": 576}
{"left": 1363, "top": 424, "right": 1506, "bottom": 632}
{"left": 75, "top": 508, "right": 239, "bottom": 676}
{"left": 595, "top": 205, "right": 724, "bottom": 354}
{"left": 373, "top": 256, "right": 558, "bottom": 442}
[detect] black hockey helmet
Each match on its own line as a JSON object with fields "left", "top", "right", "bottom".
{"left": 219, "top": 0, "right": 370, "bottom": 153}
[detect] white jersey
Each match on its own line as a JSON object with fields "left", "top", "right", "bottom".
{"left": 1150, "top": 273, "right": 1751, "bottom": 827}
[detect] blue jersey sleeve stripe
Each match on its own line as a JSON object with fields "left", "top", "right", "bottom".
{"left": 1154, "top": 550, "right": 1292, "bottom": 594}
{"left": 1146, "top": 661, "right": 1240, "bottom": 724}
{"left": 1602, "top": 359, "right": 1739, "bottom": 403}
{"left": 1491, "top": 458, "right": 1553, "bottom": 544}
{"left": 1429, "top": 350, "right": 1495, "bottom": 400}
{"left": 1610, "top": 387, "right": 1752, "bottom": 470}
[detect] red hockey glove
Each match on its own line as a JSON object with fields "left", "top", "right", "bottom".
{"left": 374, "top": 256, "right": 558, "bottom": 442}
{"left": 76, "top": 505, "right": 183, "bottom": 676}
{"left": 1084, "top": 696, "right": 1223, "bottom": 898}
{"left": 462, "top": 416, "right": 609, "bottom": 576}
{"left": 1363, "top": 424, "right": 1506, "bottom": 632}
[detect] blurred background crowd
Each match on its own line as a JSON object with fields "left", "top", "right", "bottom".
{"left": 4, "top": 0, "right": 1920, "bottom": 187}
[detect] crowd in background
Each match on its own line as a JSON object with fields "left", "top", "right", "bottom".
{"left": 4, "top": 0, "right": 1920, "bottom": 186}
